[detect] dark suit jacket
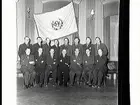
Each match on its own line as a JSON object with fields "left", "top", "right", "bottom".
{"left": 83, "top": 44, "right": 94, "bottom": 56}
{"left": 18, "top": 43, "right": 32, "bottom": 59}
{"left": 32, "top": 43, "right": 43, "bottom": 58}
{"left": 59, "top": 54, "right": 70, "bottom": 71}
{"left": 35, "top": 53, "right": 46, "bottom": 72}
{"left": 70, "top": 54, "right": 82, "bottom": 71}
{"left": 52, "top": 45, "right": 60, "bottom": 61}
{"left": 20, "top": 54, "right": 35, "bottom": 73}
{"left": 94, "top": 55, "right": 107, "bottom": 71}
{"left": 83, "top": 54, "right": 94, "bottom": 70}
{"left": 42, "top": 43, "right": 51, "bottom": 57}
{"left": 46, "top": 53, "right": 58, "bottom": 70}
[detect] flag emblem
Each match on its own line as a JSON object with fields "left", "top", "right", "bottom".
{"left": 51, "top": 18, "right": 63, "bottom": 30}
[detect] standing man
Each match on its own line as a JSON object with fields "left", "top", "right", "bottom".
{"left": 94, "top": 37, "right": 108, "bottom": 57}
{"left": 60, "top": 38, "right": 72, "bottom": 57}
{"left": 35, "top": 48, "right": 46, "bottom": 87}
{"left": 44, "top": 48, "right": 58, "bottom": 87}
{"left": 82, "top": 49, "right": 94, "bottom": 86}
{"left": 70, "top": 48, "right": 83, "bottom": 86}
{"left": 83, "top": 37, "right": 94, "bottom": 56}
{"left": 32, "top": 37, "right": 43, "bottom": 58}
{"left": 58, "top": 49, "right": 70, "bottom": 87}
{"left": 18, "top": 36, "right": 32, "bottom": 59}
{"left": 72, "top": 37, "right": 83, "bottom": 56}
{"left": 43, "top": 37, "right": 51, "bottom": 57}
{"left": 52, "top": 39, "right": 60, "bottom": 84}
{"left": 20, "top": 48, "right": 36, "bottom": 89}
{"left": 92, "top": 49, "right": 107, "bottom": 88}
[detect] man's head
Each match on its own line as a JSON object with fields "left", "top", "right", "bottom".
{"left": 74, "top": 37, "right": 80, "bottom": 45}
{"left": 24, "top": 36, "right": 30, "bottom": 45}
{"left": 75, "top": 48, "right": 79, "bottom": 56}
{"left": 25, "top": 48, "right": 31, "bottom": 55}
{"left": 64, "top": 38, "right": 69, "bottom": 45}
{"left": 62, "top": 49, "right": 67, "bottom": 56}
{"left": 95, "top": 37, "right": 101, "bottom": 45}
{"left": 86, "top": 49, "right": 90, "bottom": 56}
{"left": 86, "top": 37, "right": 91, "bottom": 45}
{"left": 46, "top": 37, "right": 50, "bottom": 45}
{"left": 50, "top": 48, "right": 54, "bottom": 55}
{"left": 98, "top": 49, "right": 103, "bottom": 56}
{"left": 38, "top": 48, "right": 43, "bottom": 54}
{"left": 50, "top": 40, "right": 54, "bottom": 46}
{"left": 37, "top": 37, "right": 42, "bottom": 44}
{"left": 54, "top": 39, "right": 59, "bottom": 46}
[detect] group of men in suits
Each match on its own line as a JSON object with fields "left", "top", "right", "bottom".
{"left": 18, "top": 36, "right": 108, "bottom": 89}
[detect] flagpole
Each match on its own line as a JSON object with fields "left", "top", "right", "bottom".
{"left": 33, "top": 18, "right": 39, "bottom": 37}
{"left": 71, "top": 0, "right": 78, "bottom": 39}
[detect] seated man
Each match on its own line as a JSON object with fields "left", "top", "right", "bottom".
{"left": 82, "top": 49, "right": 94, "bottom": 86}
{"left": 58, "top": 49, "right": 70, "bottom": 87}
{"left": 92, "top": 49, "right": 107, "bottom": 89}
{"left": 20, "top": 48, "right": 36, "bottom": 89}
{"left": 35, "top": 48, "right": 46, "bottom": 87}
{"left": 44, "top": 48, "right": 58, "bottom": 87}
{"left": 70, "top": 48, "right": 82, "bottom": 86}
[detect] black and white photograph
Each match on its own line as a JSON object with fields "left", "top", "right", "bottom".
{"left": 5, "top": 0, "right": 139, "bottom": 105}
{"left": 15, "top": 0, "right": 119, "bottom": 105}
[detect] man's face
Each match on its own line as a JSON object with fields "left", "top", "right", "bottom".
{"left": 74, "top": 38, "right": 79, "bottom": 45}
{"left": 51, "top": 40, "right": 54, "bottom": 46}
{"left": 24, "top": 37, "right": 30, "bottom": 45}
{"left": 50, "top": 49, "right": 54, "bottom": 54}
{"left": 37, "top": 38, "right": 42, "bottom": 43}
{"left": 64, "top": 39, "right": 68, "bottom": 45}
{"left": 38, "top": 48, "right": 43, "bottom": 54}
{"left": 26, "top": 49, "right": 30, "bottom": 55}
{"left": 75, "top": 48, "right": 79, "bottom": 55}
{"left": 98, "top": 49, "right": 102, "bottom": 56}
{"left": 86, "top": 49, "right": 90, "bottom": 55}
{"left": 46, "top": 38, "right": 50, "bottom": 45}
{"left": 86, "top": 38, "right": 90, "bottom": 44}
{"left": 62, "top": 49, "right": 66, "bottom": 55}
{"left": 54, "top": 40, "right": 58, "bottom": 45}
{"left": 95, "top": 38, "right": 100, "bottom": 45}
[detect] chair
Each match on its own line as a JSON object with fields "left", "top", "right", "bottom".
{"left": 103, "top": 61, "right": 118, "bottom": 86}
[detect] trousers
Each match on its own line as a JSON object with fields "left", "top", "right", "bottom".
{"left": 23, "top": 71, "right": 36, "bottom": 86}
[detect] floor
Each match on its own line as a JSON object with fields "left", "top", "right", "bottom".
{"left": 17, "top": 78, "right": 118, "bottom": 105}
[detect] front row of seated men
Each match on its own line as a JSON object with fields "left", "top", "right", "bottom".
{"left": 20, "top": 46, "right": 107, "bottom": 89}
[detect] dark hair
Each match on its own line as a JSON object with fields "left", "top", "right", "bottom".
{"left": 24, "top": 36, "right": 31, "bottom": 44}
{"left": 49, "top": 47, "right": 54, "bottom": 52}
{"left": 24, "top": 36, "right": 29, "bottom": 40}
{"left": 25, "top": 48, "right": 30, "bottom": 51}
{"left": 95, "top": 37, "right": 101, "bottom": 43}
{"left": 86, "top": 48, "right": 91, "bottom": 52}
{"left": 37, "top": 37, "right": 42, "bottom": 40}
{"left": 64, "top": 37, "right": 69, "bottom": 44}
{"left": 74, "top": 37, "right": 80, "bottom": 44}
{"left": 86, "top": 37, "right": 92, "bottom": 44}
{"left": 38, "top": 47, "right": 42, "bottom": 51}
{"left": 37, "top": 37, "right": 43, "bottom": 43}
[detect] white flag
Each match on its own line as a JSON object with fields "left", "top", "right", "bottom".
{"left": 34, "top": 2, "right": 78, "bottom": 40}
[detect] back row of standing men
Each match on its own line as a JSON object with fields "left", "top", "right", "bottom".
{"left": 18, "top": 36, "right": 108, "bottom": 89}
